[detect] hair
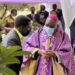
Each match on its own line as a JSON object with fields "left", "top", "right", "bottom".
{"left": 52, "top": 4, "right": 57, "bottom": 10}
{"left": 11, "top": 9, "right": 17, "bottom": 14}
{"left": 14, "top": 15, "right": 31, "bottom": 28}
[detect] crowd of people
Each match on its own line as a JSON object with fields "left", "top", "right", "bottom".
{"left": 0, "top": 4, "right": 75, "bottom": 75}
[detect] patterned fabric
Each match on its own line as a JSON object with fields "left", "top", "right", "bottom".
{"left": 22, "top": 26, "right": 75, "bottom": 75}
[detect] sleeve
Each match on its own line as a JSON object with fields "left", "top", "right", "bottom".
{"left": 22, "top": 30, "right": 40, "bottom": 65}
{"left": 7, "top": 38, "right": 19, "bottom": 47}
{"left": 45, "top": 11, "right": 49, "bottom": 19}
{"left": 56, "top": 32, "right": 72, "bottom": 73}
{"left": 4, "top": 17, "right": 8, "bottom": 27}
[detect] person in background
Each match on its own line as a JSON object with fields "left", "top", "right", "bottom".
{"left": 4, "top": 9, "right": 17, "bottom": 34}
{"left": 22, "top": 14, "right": 75, "bottom": 75}
{"left": 52, "top": 4, "right": 65, "bottom": 30}
{"left": 35, "top": 5, "right": 49, "bottom": 26}
{"left": 3, "top": 15, "right": 31, "bottom": 75}
{"left": 27, "top": 6, "right": 36, "bottom": 32}
{"left": 27, "top": 6, "right": 35, "bottom": 20}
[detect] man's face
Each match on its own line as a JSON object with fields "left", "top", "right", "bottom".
{"left": 40, "top": 5, "right": 45, "bottom": 11}
{"left": 13, "top": 11, "right": 17, "bottom": 16}
{"left": 47, "top": 20, "right": 57, "bottom": 28}
{"left": 21, "top": 22, "right": 31, "bottom": 36}
{"left": 31, "top": 7, "right": 35, "bottom": 14}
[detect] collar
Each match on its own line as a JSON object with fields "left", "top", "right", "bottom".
{"left": 13, "top": 27, "right": 24, "bottom": 42}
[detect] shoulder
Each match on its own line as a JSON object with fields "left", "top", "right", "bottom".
{"left": 6, "top": 30, "right": 19, "bottom": 42}
{"left": 7, "top": 29, "right": 17, "bottom": 37}
{"left": 44, "top": 11, "right": 49, "bottom": 17}
{"left": 27, "top": 14, "right": 31, "bottom": 17}
{"left": 5, "top": 15, "right": 14, "bottom": 23}
{"left": 35, "top": 12, "right": 40, "bottom": 16}
{"left": 34, "top": 28, "right": 43, "bottom": 33}
{"left": 5, "top": 15, "right": 10, "bottom": 20}
{"left": 57, "top": 9, "right": 62, "bottom": 14}
{"left": 59, "top": 29, "right": 70, "bottom": 41}
{"left": 45, "top": 11, "right": 49, "bottom": 13}
{"left": 55, "top": 25, "right": 64, "bottom": 37}
{"left": 29, "top": 28, "right": 43, "bottom": 38}
{"left": 3, "top": 30, "right": 21, "bottom": 47}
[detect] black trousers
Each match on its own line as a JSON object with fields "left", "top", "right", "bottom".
{"left": 7, "top": 64, "right": 21, "bottom": 75}
{"left": 7, "top": 56, "right": 22, "bottom": 75}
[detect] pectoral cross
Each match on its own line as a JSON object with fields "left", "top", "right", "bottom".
{"left": 43, "top": 39, "right": 50, "bottom": 50}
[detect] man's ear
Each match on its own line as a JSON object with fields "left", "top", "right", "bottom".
{"left": 17, "top": 26, "right": 22, "bottom": 31}
{"left": 19, "top": 26, "right": 23, "bottom": 29}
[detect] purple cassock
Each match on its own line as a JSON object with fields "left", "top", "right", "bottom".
{"left": 22, "top": 25, "right": 75, "bottom": 75}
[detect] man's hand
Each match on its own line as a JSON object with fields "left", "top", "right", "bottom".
{"left": 38, "top": 50, "right": 56, "bottom": 58}
{"left": 45, "top": 50, "right": 56, "bottom": 57}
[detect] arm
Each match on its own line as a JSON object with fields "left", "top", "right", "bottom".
{"left": 4, "top": 20, "right": 12, "bottom": 32}
{"left": 55, "top": 32, "right": 72, "bottom": 73}
{"left": 22, "top": 30, "right": 40, "bottom": 65}
{"left": 6, "top": 38, "right": 19, "bottom": 47}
